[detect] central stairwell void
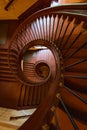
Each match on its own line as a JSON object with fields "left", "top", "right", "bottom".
{"left": 1, "top": 3, "right": 87, "bottom": 130}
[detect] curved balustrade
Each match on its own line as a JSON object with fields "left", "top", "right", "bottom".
{"left": 22, "top": 61, "right": 51, "bottom": 83}
{"left": 7, "top": 3, "right": 87, "bottom": 130}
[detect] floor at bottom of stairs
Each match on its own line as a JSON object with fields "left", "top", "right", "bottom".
{"left": 0, "top": 107, "right": 36, "bottom": 130}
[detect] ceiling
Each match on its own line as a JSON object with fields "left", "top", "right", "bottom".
{"left": 0, "top": 0, "right": 38, "bottom": 20}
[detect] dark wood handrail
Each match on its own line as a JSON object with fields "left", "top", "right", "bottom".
{"left": 7, "top": 4, "right": 87, "bottom": 126}
{"left": 18, "top": 77, "right": 59, "bottom": 130}
{"left": 8, "top": 4, "right": 87, "bottom": 85}
{"left": 9, "top": 3, "right": 87, "bottom": 44}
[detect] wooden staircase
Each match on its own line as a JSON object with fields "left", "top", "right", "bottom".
{"left": 0, "top": 3, "right": 87, "bottom": 130}
{"left": 0, "top": 48, "right": 17, "bottom": 82}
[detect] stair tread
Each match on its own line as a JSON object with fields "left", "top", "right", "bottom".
{"left": 61, "top": 87, "right": 87, "bottom": 113}
{"left": 64, "top": 71, "right": 87, "bottom": 76}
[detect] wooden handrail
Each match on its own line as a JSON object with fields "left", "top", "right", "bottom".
{"left": 18, "top": 77, "right": 59, "bottom": 130}
{"left": 8, "top": 3, "right": 87, "bottom": 86}
{"left": 7, "top": 4, "right": 87, "bottom": 123}
{"left": 9, "top": 3, "right": 87, "bottom": 43}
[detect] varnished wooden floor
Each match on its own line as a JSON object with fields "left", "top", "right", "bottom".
{"left": 0, "top": 107, "right": 36, "bottom": 130}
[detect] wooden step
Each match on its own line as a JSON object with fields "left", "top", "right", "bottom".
{"left": 50, "top": 107, "right": 87, "bottom": 130}
{"left": 61, "top": 87, "right": 87, "bottom": 121}
{"left": 63, "top": 48, "right": 87, "bottom": 59}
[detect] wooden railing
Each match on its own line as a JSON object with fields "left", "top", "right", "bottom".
{"left": 7, "top": 3, "right": 87, "bottom": 129}
{"left": 18, "top": 77, "right": 60, "bottom": 130}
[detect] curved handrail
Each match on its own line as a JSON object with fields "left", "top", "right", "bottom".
{"left": 7, "top": 4, "right": 87, "bottom": 129}
{"left": 18, "top": 76, "right": 59, "bottom": 130}
{"left": 8, "top": 39, "right": 60, "bottom": 85}
{"left": 8, "top": 3, "right": 87, "bottom": 44}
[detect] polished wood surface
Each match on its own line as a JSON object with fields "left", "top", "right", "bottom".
{"left": 0, "top": 2, "right": 87, "bottom": 130}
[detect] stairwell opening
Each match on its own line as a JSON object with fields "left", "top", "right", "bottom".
{"left": 20, "top": 44, "right": 56, "bottom": 83}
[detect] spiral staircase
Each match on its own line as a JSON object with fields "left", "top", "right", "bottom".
{"left": 0, "top": 3, "right": 87, "bottom": 130}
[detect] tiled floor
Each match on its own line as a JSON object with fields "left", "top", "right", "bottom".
{"left": 0, "top": 107, "right": 36, "bottom": 130}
